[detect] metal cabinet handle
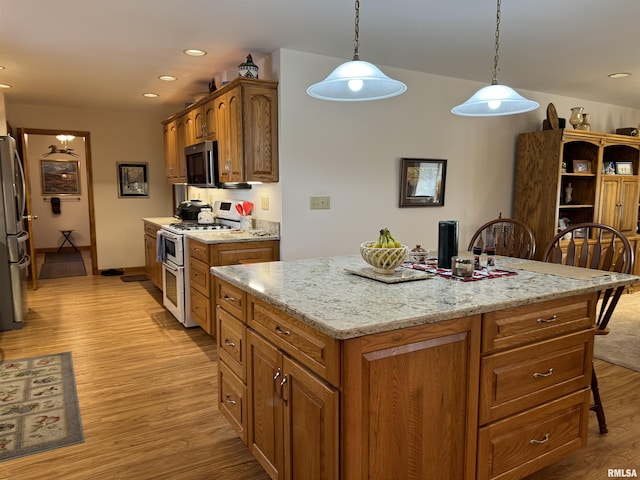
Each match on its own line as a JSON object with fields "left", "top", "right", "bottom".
{"left": 275, "top": 326, "right": 291, "bottom": 336}
{"left": 280, "top": 375, "right": 288, "bottom": 402}
{"left": 273, "top": 368, "right": 282, "bottom": 398}
{"left": 224, "top": 339, "right": 236, "bottom": 348}
{"left": 533, "top": 368, "right": 554, "bottom": 378}
{"left": 529, "top": 433, "right": 550, "bottom": 445}
{"left": 223, "top": 295, "right": 236, "bottom": 302}
{"left": 536, "top": 315, "right": 557, "bottom": 324}
{"left": 224, "top": 394, "right": 236, "bottom": 406}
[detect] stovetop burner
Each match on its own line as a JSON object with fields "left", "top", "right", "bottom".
{"left": 168, "top": 222, "right": 232, "bottom": 232}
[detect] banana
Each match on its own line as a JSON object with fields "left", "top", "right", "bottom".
{"left": 370, "top": 228, "right": 402, "bottom": 248}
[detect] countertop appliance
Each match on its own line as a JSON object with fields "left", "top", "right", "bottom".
{"left": 174, "top": 199, "right": 211, "bottom": 221}
{"left": 0, "top": 135, "right": 31, "bottom": 331}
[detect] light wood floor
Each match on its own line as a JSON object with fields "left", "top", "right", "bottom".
{"left": 1, "top": 274, "right": 638, "bottom": 479}
{"left": 0, "top": 273, "right": 270, "bottom": 480}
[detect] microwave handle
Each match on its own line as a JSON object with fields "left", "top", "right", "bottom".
{"left": 207, "top": 149, "right": 214, "bottom": 185}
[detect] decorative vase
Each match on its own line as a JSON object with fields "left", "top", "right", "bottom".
{"left": 569, "top": 107, "right": 584, "bottom": 130}
{"left": 578, "top": 113, "right": 591, "bottom": 131}
{"left": 238, "top": 54, "right": 259, "bottom": 79}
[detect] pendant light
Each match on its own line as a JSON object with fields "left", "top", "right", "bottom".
{"left": 451, "top": 0, "right": 538, "bottom": 116}
{"left": 307, "top": 0, "right": 407, "bottom": 102}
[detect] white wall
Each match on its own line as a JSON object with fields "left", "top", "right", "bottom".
{"left": 275, "top": 49, "right": 640, "bottom": 260}
{"left": 6, "top": 104, "right": 173, "bottom": 269}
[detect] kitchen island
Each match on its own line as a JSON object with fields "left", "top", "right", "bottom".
{"left": 210, "top": 255, "right": 638, "bottom": 480}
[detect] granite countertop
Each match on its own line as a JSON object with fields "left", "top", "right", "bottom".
{"left": 210, "top": 255, "right": 640, "bottom": 340}
{"left": 185, "top": 230, "right": 279, "bottom": 244}
{"left": 143, "top": 216, "right": 178, "bottom": 226}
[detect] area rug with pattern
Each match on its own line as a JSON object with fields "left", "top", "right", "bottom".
{"left": 0, "top": 352, "right": 84, "bottom": 462}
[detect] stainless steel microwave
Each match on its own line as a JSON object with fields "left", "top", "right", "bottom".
{"left": 185, "top": 141, "right": 219, "bottom": 187}
{"left": 185, "top": 141, "right": 250, "bottom": 189}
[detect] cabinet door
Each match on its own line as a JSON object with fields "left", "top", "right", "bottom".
{"left": 174, "top": 115, "right": 187, "bottom": 182}
{"left": 618, "top": 177, "right": 639, "bottom": 233}
{"left": 214, "top": 93, "right": 231, "bottom": 183}
{"left": 184, "top": 110, "right": 197, "bottom": 147}
{"left": 598, "top": 177, "right": 620, "bottom": 229}
{"left": 342, "top": 316, "right": 480, "bottom": 480}
{"left": 282, "top": 355, "right": 339, "bottom": 480}
{"left": 227, "top": 86, "right": 244, "bottom": 182}
{"left": 202, "top": 99, "right": 217, "bottom": 139}
{"left": 247, "top": 330, "right": 283, "bottom": 479}
{"left": 243, "top": 84, "right": 279, "bottom": 182}
{"left": 192, "top": 106, "right": 205, "bottom": 141}
{"left": 163, "top": 120, "right": 177, "bottom": 180}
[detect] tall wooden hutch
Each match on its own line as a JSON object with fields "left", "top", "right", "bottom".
{"left": 513, "top": 129, "right": 640, "bottom": 275}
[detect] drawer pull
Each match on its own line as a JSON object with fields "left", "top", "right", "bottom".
{"left": 536, "top": 315, "right": 558, "bottom": 324}
{"left": 529, "top": 433, "right": 550, "bottom": 445}
{"left": 275, "top": 326, "right": 291, "bottom": 336}
{"left": 224, "top": 339, "right": 236, "bottom": 348}
{"left": 223, "top": 295, "right": 236, "bottom": 302}
{"left": 533, "top": 368, "right": 554, "bottom": 378}
{"left": 224, "top": 394, "right": 236, "bottom": 406}
{"left": 273, "top": 368, "right": 282, "bottom": 398}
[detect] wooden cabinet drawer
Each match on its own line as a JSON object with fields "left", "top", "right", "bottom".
{"left": 247, "top": 296, "right": 340, "bottom": 386}
{"left": 217, "top": 308, "right": 246, "bottom": 381}
{"left": 482, "top": 294, "right": 595, "bottom": 353}
{"left": 188, "top": 239, "right": 210, "bottom": 263}
{"left": 190, "top": 288, "right": 212, "bottom": 335}
{"left": 215, "top": 279, "right": 247, "bottom": 321}
{"left": 144, "top": 222, "right": 159, "bottom": 237}
{"left": 218, "top": 244, "right": 278, "bottom": 265}
{"left": 479, "top": 329, "right": 593, "bottom": 424}
{"left": 189, "top": 257, "right": 210, "bottom": 295}
{"left": 218, "top": 361, "right": 247, "bottom": 445}
{"left": 477, "top": 389, "right": 590, "bottom": 480}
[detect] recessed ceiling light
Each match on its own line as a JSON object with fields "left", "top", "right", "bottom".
{"left": 0, "top": 66, "right": 5, "bottom": 70}
{"left": 158, "top": 75, "right": 177, "bottom": 81}
{"left": 608, "top": 72, "right": 631, "bottom": 79}
{"left": 183, "top": 49, "right": 207, "bottom": 57}
{"left": 142, "top": 93, "right": 159, "bottom": 98}
{"left": 0, "top": 83, "right": 11, "bottom": 89}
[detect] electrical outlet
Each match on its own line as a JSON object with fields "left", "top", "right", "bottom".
{"left": 261, "top": 196, "right": 269, "bottom": 211}
{"left": 310, "top": 196, "right": 331, "bottom": 210}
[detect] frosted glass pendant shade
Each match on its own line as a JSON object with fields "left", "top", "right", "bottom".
{"left": 307, "top": 59, "right": 407, "bottom": 102}
{"left": 451, "top": 84, "right": 539, "bottom": 116}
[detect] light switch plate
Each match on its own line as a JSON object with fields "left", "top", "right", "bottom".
{"left": 310, "top": 196, "right": 330, "bottom": 210}
{"left": 261, "top": 197, "right": 269, "bottom": 210}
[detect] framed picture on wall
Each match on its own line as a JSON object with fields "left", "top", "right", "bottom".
{"left": 399, "top": 158, "right": 447, "bottom": 207}
{"left": 40, "top": 160, "right": 81, "bottom": 195}
{"left": 117, "top": 162, "right": 149, "bottom": 198}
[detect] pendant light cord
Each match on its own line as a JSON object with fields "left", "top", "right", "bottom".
{"left": 491, "top": 0, "right": 501, "bottom": 85}
{"left": 353, "top": 0, "right": 360, "bottom": 61}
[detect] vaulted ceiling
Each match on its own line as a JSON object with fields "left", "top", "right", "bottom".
{"left": 2, "top": 0, "right": 639, "bottom": 113}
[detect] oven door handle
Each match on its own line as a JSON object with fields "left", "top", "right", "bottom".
{"left": 163, "top": 261, "right": 181, "bottom": 273}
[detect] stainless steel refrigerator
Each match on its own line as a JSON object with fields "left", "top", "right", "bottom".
{"left": 0, "top": 135, "right": 30, "bottom": 331}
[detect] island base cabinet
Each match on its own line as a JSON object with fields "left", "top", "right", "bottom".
{"left": 342, "top": 316, "right": 481, "bottom": 480}
{"left": 247, "top": 329, "right": 339, "bottom": 480}
{"left": 477, "top": 389, "right": 590, "bottom": 480}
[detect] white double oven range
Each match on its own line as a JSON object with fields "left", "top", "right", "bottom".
{"left": 158, "top": 200, "right": 245, "bottom": 327}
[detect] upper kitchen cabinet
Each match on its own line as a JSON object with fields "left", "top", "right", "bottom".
{"left": 162, "top": 118, "right": 186, "bottom": 183}
{"left": 215, "top": 79, "right": 279, "bottom": 183}
{"left": 162, "top": 78, "right": 278, "bottom": 184}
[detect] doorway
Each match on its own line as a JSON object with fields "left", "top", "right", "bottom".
{"left": 17, "top": 128, "right": 97, "bottom": 289}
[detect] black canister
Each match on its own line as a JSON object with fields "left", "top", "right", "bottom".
{"left": 437, "top": 220, "right": 459, "bottom": 269}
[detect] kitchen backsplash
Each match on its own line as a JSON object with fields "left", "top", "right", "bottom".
{"left": 253, "top": 218, "right": 280, "bottom": 236}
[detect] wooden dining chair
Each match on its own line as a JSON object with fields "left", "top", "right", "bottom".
{"left": 542, "top": 222, "right": 634, "bottom": 434}
{"left": 467, "top": 217, "right": 536, "bottom": 259}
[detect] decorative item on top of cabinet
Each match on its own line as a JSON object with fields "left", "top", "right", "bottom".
{"left": 513, "top": 129, "right": 640, "bottom": 276}
{"left": 161, "top": 77, "right": 278, "bottom": 184}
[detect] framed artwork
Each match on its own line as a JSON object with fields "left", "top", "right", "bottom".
{"left": 117, "top": 162, "right": 149, "bottom": 197}
{"left": 615, "top": 161, "right": 633, "bottom": 175}
{"left": 40, "top": 160, "right": 81, "bottom": 195}
{"left": 572, "top": 159, "right": 591, "bottom": 173}
{"left": 399, "top": 158, "right": 447, "bottom": 207}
